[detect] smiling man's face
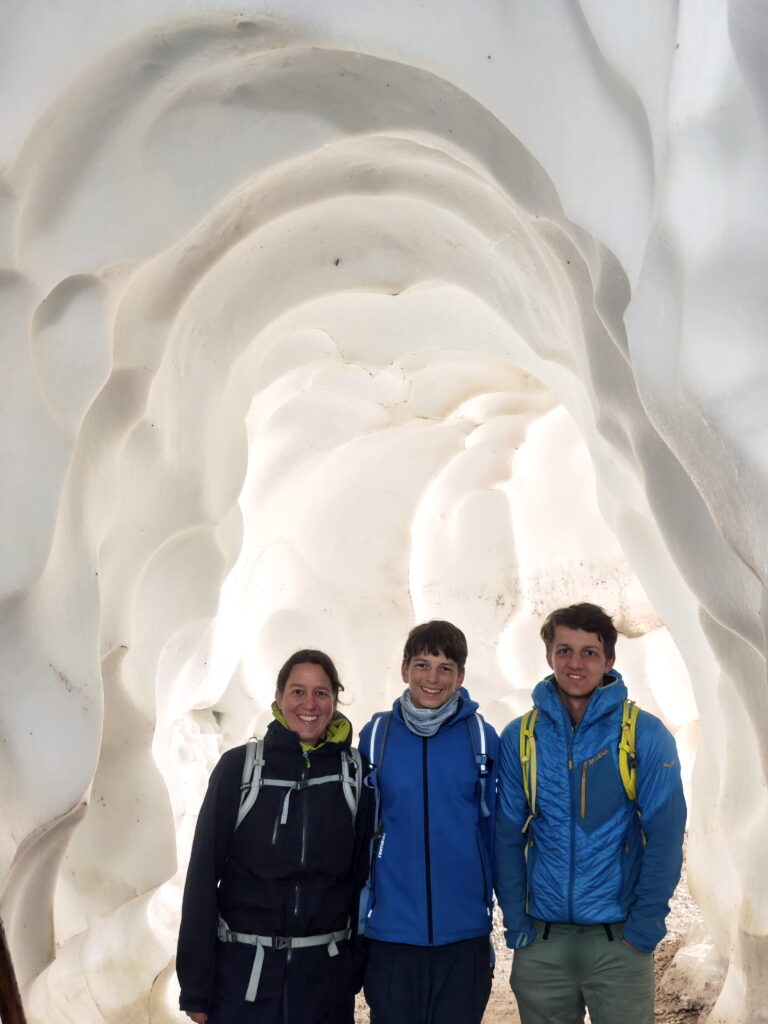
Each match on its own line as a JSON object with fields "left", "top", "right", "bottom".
{"left": 402, "top": 649, "right": 464, "bottom": 709}
{"left": 547, "top": 625, "right": 615, "bottom": 705}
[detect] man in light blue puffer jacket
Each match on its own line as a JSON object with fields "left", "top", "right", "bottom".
{"left": 495, "top": 603, "right": 687, "bottom": 1024}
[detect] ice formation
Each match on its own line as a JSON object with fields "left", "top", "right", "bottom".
{"left": 0, "top": 2, "right": 765, "bottom": 1021}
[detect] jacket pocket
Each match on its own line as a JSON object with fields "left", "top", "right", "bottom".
{"left": 578, "top": 749, "right": 625, "bottom": 833}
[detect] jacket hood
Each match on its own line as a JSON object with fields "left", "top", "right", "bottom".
{"left": 392, "top": 685, "right": 480, "bottom": 724}
{"left": 532, "top": 668, "right": 628, "bottom": 725}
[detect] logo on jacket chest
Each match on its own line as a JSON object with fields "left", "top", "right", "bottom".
{"left": 584, "top": 748, "right": 610, "bottom": 768}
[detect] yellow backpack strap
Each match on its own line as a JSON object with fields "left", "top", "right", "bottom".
{"left": 519, "top": 708, "right": 538, "bottom": 833}
{"left": 618, "top": 699, "right": 639, "bottom": 802}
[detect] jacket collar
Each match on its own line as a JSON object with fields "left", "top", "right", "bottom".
{"left": 270, "top": 703, "right": 352, "bottom": 752}
{"left": 532, "top": 669, "right": 628, "bottom": 727}
{"left": 392, "top": 685, "right": 480, "bottom": 725}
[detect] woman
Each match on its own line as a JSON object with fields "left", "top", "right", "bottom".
{"left": 177, "top": 650, "right": 369, "bottom": 1024}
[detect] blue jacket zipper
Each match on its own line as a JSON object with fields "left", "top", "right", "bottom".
{"left": 422, "top": 737, "right": 434, "bottom": 945}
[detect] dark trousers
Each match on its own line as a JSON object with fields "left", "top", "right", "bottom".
{"left": 364, "top": 936, "right": 493, "bottom": 1024}
{"left": 206, "top": 940, "right": 356, "bottom": 1024}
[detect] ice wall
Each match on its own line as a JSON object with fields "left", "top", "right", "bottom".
{"left": 0, "top": 2, "right": 766, "bottom": 1022}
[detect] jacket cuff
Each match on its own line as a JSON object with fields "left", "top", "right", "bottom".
{"left": 179, "top": 997, "right": 210, "bottom": 1013}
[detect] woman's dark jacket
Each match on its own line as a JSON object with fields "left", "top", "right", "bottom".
{"left": 177, "top": 714, "right": 371, "bottom": 1017}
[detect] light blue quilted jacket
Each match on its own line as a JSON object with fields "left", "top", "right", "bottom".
{"left": 495, "top": 670, "right": 686, "bottom": 952}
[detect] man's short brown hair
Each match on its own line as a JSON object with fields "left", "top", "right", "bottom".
{"left": 540, "top": 603, "right": 618, "bottom": 661}
{"left": 403, "top": 620, "right": 468, "bottom": 670}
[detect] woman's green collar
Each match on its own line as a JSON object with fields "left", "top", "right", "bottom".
{"left": 271, "top": 702, "right": 350, "bottom": 750}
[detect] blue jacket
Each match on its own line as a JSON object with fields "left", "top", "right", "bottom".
{"left": 359, "top": 688, "right": 499, "bottom": 946}
{"left": 495, "top": 671, "right": 686, "bottom": 952}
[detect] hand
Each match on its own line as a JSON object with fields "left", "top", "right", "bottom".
{"left": 622, "top": 938, "right": 644, "bottom": 953}
{"left": 185, "top": 1013, "right": 207, "bottom": 1023}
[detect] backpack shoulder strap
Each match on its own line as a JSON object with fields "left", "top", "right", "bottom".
{"left": 340, "top": 747, "right": 363, "bottom": 818}
{"left": 466, "top": 712, "right": 491, "bottom": 819}
{"left": 235, "top": 736, "right": 265, "bottom": 830}
{"left": 519, "top": 707, "right": 538, "bottom": 833}
{"left": 358, "top": 711, "right": 393, "bottom": 937}
{"left": 366, "top": 711, "right": 392, "bottom": 773}
{"left": 362, "top": 711, "right": 392, "bottom": 827}
{"left": 619, "top": 699, "right": 640, "bottom": 802}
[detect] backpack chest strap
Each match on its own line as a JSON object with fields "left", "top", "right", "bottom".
{"left": 260, "top": 773, "right": 347, "bottom": 825}
{"left": 236, "top": 737, "right": 361, "bottom": 830}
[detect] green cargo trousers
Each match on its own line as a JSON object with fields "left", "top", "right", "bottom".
{"left": 510, "top": 920, "right": 655, "bottom": 1024}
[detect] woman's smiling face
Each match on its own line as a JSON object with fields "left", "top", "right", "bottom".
{"left": 276, "top": 662, "right": 337, "bottom": 745}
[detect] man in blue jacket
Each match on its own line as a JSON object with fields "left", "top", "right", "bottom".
{"left": 495, "top": 603, "right": 686, "bottom": 1024}
{"left": 359, "top": 620, "right": 499, "bottom": 1024}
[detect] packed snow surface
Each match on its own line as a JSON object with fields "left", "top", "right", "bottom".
{"left": 0, "top": 3, "right": 766, "bottom": 1022}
